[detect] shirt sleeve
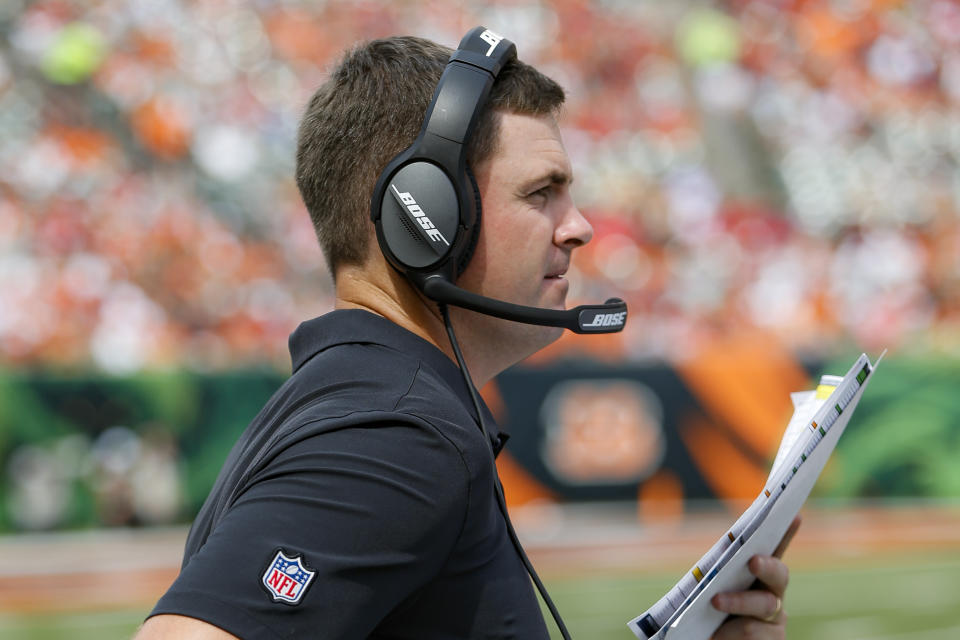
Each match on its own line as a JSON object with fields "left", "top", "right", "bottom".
{"left": 150, "top": 416, "right": 470, "bottom": 640}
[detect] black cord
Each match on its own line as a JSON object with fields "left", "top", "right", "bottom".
{"left": 439, "top": 303, "right": 573, "bottom": 640}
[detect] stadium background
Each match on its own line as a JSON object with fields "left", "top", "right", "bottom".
{"left": 1, "top": 0, "right": 959, "bottom": 638}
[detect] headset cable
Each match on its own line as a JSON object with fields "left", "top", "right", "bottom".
{"left": 440, "top": 302, "right": 573, "bottom": 640}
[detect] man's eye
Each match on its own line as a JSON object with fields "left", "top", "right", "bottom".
{"left": 528, "top": 186, "right": 550, "bottom": 200}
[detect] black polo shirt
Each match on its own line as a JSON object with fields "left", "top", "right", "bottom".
{"left": 150, "top": 309, "right": 548, "bottom": 639}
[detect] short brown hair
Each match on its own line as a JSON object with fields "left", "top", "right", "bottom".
{"left": 295, "top": 35, "right": 565, "bottom": 276}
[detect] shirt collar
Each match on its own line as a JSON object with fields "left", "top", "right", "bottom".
{"left": 288, "top": 309, "right": 506, "bottom": 453}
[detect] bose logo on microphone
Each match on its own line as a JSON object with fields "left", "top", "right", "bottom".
{"left": 582, "top": 311, "right": 626, "bottom": 328}
{"left": 391, "top": 185, "right": 450, "bottom": 246}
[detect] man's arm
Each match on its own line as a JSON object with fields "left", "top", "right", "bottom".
{"left": 141, "top": 420, "right": 469, "bottom": 639}
{"left": 135, "top": 614, "right": 239, "bottom": 639}
{"left": 710, "top": 516, "right": 801, "bottom": 640}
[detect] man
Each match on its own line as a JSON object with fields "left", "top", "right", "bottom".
{"left": 137, "top": 31, "right": 793, "bottom": 639}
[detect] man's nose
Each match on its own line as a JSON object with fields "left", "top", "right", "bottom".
{"left": 555, "top": 198, "right": 594, "bottom": 249}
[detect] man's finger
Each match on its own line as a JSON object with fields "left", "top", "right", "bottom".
{"left": 772, "top": 515, "right": 802, "bottom": 558}
{"left": 712, "top": 588, "right": 783, "bottom": 620}
{"left": 748, "top": 554, "right": 790, "bottom": 596}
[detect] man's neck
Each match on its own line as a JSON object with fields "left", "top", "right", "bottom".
{"left": 333, "top": 263, "right": 485, "bottom": 382}
{"left": 333, "top": 260, "right": 543, "bottom": 387}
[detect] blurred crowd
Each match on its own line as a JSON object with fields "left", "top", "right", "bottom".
{"left": 2, "top": 0, "right": 959, "bottom": 373}
{"left": 7, "top": 425, "right": 181, "bottom": 529}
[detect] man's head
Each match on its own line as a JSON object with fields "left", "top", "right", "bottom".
{"left": 295, "top": 35, "right": 565, "bottom": 277}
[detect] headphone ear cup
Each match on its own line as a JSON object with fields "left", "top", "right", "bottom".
{"left": 376, "top": 160, "right": 462, "bottom": 276}
{"left": 457, "top": 166, "right": 483, "bottom": 276}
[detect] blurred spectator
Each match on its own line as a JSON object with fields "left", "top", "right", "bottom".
{"left": 1, "top": 0, "right": 958, "bottom": 373}
{"left": 4, "top": 425, "right": 184, "bottom": 530}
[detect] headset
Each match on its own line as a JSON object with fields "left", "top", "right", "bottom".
{"left": 370, "top": 26, "right": 628, "bottom": 335}
{"left": 369, "top": 27, "right": 631, "bottom": 640}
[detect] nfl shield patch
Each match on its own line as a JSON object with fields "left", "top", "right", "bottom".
{"left": 261, "top": 549, "right": 316, "bottom": 605}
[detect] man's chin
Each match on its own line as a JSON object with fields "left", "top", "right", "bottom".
{"left": 535, "top": 287, "right": 569, "bottom": 313}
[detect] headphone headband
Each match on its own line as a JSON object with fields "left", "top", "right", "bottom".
{"left": 450, "top": 26, "right": 517, "bottom": 74}
{"left": 371, "top": 27, "right": 515, "bottom": 279}
{"left": 419, "top": 28, "right": 516, "bottom": 158}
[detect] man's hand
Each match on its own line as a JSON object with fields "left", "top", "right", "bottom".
{"left": 710, "top": 516, "right": 801, "bottom": 639}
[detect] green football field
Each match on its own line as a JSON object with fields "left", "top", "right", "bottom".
{"left": 2, "top": 550, "right": 957, "bottom": 640}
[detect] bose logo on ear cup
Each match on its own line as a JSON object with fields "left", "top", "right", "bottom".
{"left": 390, "top": 184, "right": 450, "bottom": 247}
{"left": 479, "top": 29, "right": 503, "bottom": 56}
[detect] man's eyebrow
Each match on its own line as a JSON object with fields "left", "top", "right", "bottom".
{"left": 520, "top": 170, "right": 574, "bottom": 192}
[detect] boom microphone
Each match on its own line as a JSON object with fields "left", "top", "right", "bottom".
{"left": 416, "top": 273, "right": 628, "bottom": 334}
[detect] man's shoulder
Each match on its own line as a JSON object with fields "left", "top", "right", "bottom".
{"left": 293, "top": 340, "right": 481, "bottom": 448}
{"left": 182, "top": 340, "right": 481, "bottom": 565}
{"left": 297, "top": 338, "right": 425, "bottom": 400}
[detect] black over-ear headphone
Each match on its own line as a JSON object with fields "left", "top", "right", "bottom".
{"left": 371, "top": 26, "right": 627, "bottom": 335}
